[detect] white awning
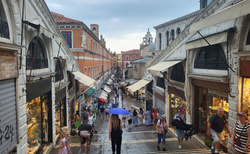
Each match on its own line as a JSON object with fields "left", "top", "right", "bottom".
{"left": 106, "top": 79, "right": 113, "bottom": 85}
{"left": 189, "top": 0, "right": 250, "bottom": 33}
{"left": 72, "top": 71, "right": 96, "bottom": 89}
{"left": 185, "top": 31, "right": 228, "bottom": 50}
{"left": 103, "top": 85, "right": 112, "bottom": 93}
{"left": 147, "top": 60, "right": 182, "bottom": 77}
{"left": 127, "top": 79, "right": 152, "bottom": 94}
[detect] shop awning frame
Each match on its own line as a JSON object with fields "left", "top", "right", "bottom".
{"left": 185, "top": 31, "right": 228, "bottom": 50}
{"left": 72, "top": 71, "right": 97, "bottom": 89}
{"left": 127, "top": 79, "right": 152, "bottom": 94}
{"left": 147, "top": 60, "right": 182, "bottom": 77}
{"left": 189, "top": 0, "right": 250, "bottom": 33}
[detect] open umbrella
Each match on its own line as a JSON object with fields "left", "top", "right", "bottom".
{"left": 107, "top": 108, "right": 130, "bottom": 115}
{"left": 99, "top": 98, "right": 105, "bottom": 102}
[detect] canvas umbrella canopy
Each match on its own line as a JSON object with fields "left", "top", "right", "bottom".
{"left": 107, "top": 108, "right": 130, "bottom": 115}
{"left": 99, "top": 98, "right": 105, "bottom": 102}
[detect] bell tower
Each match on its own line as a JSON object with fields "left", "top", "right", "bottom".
{"left": 90, "top": 24, "right": 99, "bottom": 39}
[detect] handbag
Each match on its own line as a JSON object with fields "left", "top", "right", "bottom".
{"left": 164, "top": 128, "right": 168, "bottom": 134}
{"left": 234, "top": 123, "right": 246, "bottom": 146}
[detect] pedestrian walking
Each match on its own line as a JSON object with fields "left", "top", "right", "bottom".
{"left": 92, "top": 110, "right": 98, "bottom": 133}
{"left": 132, "top": 109, "right": 138, "bottom": 127}
{"left": 231, "top": 111, "right": 250, "bottom": 154}
{"left": 122, "top": 108, "right": 127, "bottom": 128}
{"left": 61, "top": 127, "right": 72, "bottom": 154}
{"left": 127, "top": 110, "right": 132, "bottom": 127}
{"left": 152, "top": 108, "right": 159, "bottom": 132}
{"left": 207, "top": 107, "right": 231, "bottom": 154}
{"left": 138, "top": 108, "right": 144, "bottom": 125}
{"left": 82, "top": 108, "right": 89, "bottom": 124}
{"left": 75, "top": 111, "right": 81, "bottom": 128}
{"left": 109, "top": 114, "right": 123, "bottom": 154}
{"left": 99, "top": 105, "right": 105, "bottom": 120}
{"left": 156, "top": 115, "right": 168, "bottom": 151}
{"left": 88, "top": 113, "right": 93, "bottom": 126}
{"left": 57, "top": 130, "right": 67, "bottom": 154}
{"left": 70, "top": 124, "right": 93, "bottom": 154}
{"left": 174, "top": 108, "right": 185, "bottom": 149}
{"left": 145, "top": 110, "right": 151, "bottom": 126}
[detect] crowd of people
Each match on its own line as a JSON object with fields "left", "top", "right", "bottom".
{"left": 55, "top": 74, "right": 250, "bottom": 154}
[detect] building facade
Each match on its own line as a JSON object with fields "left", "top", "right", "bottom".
{"left": 143, "top": 0, "right": 250, "bottom": 153}
{"left": 52, "top": 12, "right": 114, "bottom": 105}
{"left": 0, "top": 0, "right": 81, "bottom": 154}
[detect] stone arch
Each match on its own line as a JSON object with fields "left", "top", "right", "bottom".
{"left": 26, "top": 37, "right": 49, "bottom": 70}
{"left": 4, "top": 0, "right": 22, "bottom": 44}
{"left": 238, "top": 15, "right": 250, "bottom": 51}
{"left": 194, "top": 44, "right": 227, "bottom": 70}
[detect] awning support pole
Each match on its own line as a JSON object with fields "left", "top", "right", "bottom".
{"left": 197, "top": 31, "right": 235, "bottom": 73}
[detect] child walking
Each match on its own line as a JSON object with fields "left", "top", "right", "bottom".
{"left": 57, "top": 130, "right": 67, "bottom": 154}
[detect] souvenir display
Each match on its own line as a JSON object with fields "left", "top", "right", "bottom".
{"left": 242, "top": 78, "right": 250, "bottom": 121}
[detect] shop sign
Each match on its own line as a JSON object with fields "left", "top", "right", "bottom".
{"left": 241, "top": 60, "right": 250, "bottom": 77}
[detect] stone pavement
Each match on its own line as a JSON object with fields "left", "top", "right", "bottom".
{"left": 49, "top": 88, "right": 212, "bottom": 154}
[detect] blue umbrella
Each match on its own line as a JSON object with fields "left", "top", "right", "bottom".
{"left": 107, "top": 108, "right": 130, "bottom": 115}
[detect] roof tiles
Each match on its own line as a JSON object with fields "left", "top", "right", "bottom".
{"left": 51, "top": 12, "right": 82, "bottom": 24}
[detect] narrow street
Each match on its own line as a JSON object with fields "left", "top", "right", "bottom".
{"left": 50, "top": 88, "right": 211, "bottom": 154}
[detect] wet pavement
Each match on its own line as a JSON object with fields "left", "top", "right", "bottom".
{"left": 49, "top": 88, "right": 212, "bottom": 154}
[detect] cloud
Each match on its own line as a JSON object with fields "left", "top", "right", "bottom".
{"left": 45, "top": 0, "right": 200, "bottom": 52}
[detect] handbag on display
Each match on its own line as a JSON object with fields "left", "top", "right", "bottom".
{"left": 234, "top": 123, "right": 246, "bottom": 146}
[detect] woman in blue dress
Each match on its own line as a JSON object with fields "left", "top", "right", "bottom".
{"left": 132, "top": 110, "right": 138, "bottom": 126}
{"left": 145, "top": 110, "right": 151, "bottom": 126}
{"left": 174, "top": 108, "right": 185, "bottom": 149}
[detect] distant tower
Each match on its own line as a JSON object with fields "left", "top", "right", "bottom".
{"left": 141, "top": 28, "right": 153, "bottom": 46}
{"left": 90, "top": 24, "right": 99, "bottom": 39}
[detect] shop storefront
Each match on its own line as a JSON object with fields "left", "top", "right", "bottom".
{"left": 54, "top": 87, "right": 66, "bottom": 139}
{"left": 168, "top": 85, "right": 186, "bottom": 123}
{"left": 26, "top": 78, "right": 52, "bottom": 154}
{"left": 193, "top": 79, "right": 229, "bottom": 152}
{"left": 169, "top": 94, "right": 186, "bottom": 122}
{"left": 0, "top": 79, "right": 18, "bottom": 154}
{"left": 55, "top": 98, "right": 66, "bottom": 138}
{"left": 241, "top": 60, "right": 250, "bottom": 120}
{"left": 26, "top": 93, "right": 52, "bottom": 154}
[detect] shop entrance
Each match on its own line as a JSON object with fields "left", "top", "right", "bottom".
{"left": 194, "top": 87, "right": 207, "bottom": 140}
{"left": 27, "top": 92, "right": 52, "bottom": 154}
{"left": 194, "top": 86, "right": 229, "bottom": 152}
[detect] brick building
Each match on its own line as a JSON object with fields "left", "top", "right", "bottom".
{"left": 52, "top": 12, "right": 114, "bottom": 104}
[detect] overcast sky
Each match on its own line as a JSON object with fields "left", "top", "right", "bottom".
{"left": 45, "top": 0, "right": 200, "bottom": 53}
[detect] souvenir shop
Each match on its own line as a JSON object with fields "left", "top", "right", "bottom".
{"left": 168, "top": 86, "right": 186, "bottom": 124}
{"left": 55, "top": 87, "right": 66, "bottom": 139}
{"left": 26, "top": 78, "right": 52, "bottom": 154}
{"left": 192, "top": 79, "right": 229, "bottom": 152}
{"left": 240, "top": 60, "right": 250, "bottom": 120}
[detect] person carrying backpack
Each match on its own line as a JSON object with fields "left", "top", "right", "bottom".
{"left": 156, "top": 115, "right": 168, "bottom": 151}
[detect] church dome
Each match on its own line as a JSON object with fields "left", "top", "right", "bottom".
{"left": 149, "top": 43, "right": 156, "bottom": 52}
